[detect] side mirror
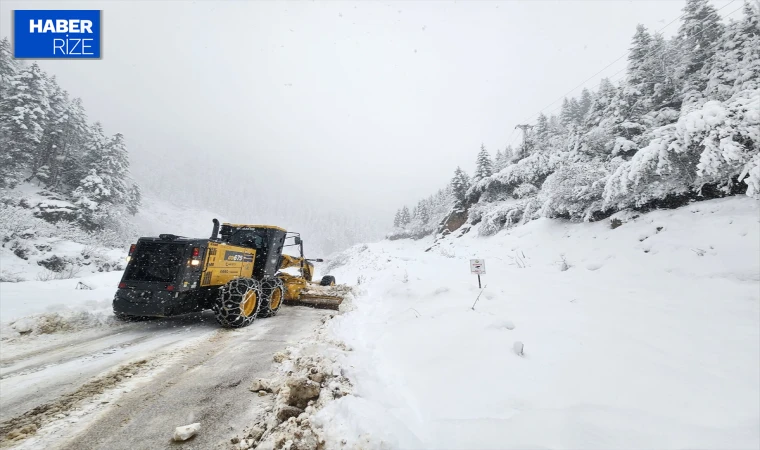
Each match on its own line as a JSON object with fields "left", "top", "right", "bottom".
{"left": 294, "top": 237, "right": 302, "bottom": 245}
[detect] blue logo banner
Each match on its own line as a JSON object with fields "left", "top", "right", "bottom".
{"left": 13, "top": 10, "right": 101, "bottom": 59}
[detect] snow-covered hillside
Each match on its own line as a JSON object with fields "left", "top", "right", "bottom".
{"left": 315, "top": 197, "right": 760, "bottom": 449}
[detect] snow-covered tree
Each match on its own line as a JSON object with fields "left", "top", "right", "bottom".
{"left": 0, "top": 38, "right": 18, "bottom": 100}
{"left": 399, "top": 206, "right": 411, "bottom": 225}
{"left": 474, "top": 144, "right": 493, "bottom": 181}
{"left": 626, "top": 24, "right": 655, "bottom": 114}
{"left": 535, "top": 113, "right": 549, "bottom": 140}
{"left": 33, "top": 76, "right": 69, "bottom": 185}
{"left": 645, "top": 32, "right": 679, "bottom": 108}
{"left": 417, "top": 199, "right": 430, "bottom": 223}
{"left": 676, "top": 0, "right": 725, "bottom": 101}
{"left": 451, "top": 167, "right": 471, "bottom": 206}
{"left": 705, "top": 1, "right": 760, "bottom": 101}
{"left": 73, "top": 129, "right": 136, "bottom": 226}
{"left": 419, "top": 0, "right": 759, "bottom": 240}
{"left": 578, "top": 89, "right": 593, "bottom": 121}
{"left": 54, "top": 97, "right": 90, "bottom": 190}
{"left": 560, "top": 97, "right": 586, "bottom": 127}
{"left": 0, "top": 63, "right": 50, "bottom": 187}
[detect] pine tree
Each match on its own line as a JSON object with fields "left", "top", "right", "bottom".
{"left": 559, "top": 97, "right": 573, "bottom": 125}
{"left": 54, "top": 97, "right": 89, "bottom": 190}
{"left": 393, "top": 209, "right": 402, "bottom": 228}
{"left": 126, "top": 183, "right": 141, "bottom": 215}
{"left": 705, "top": 1, "right": 760, "bottom": 100}
{"left": 474, "top": 144, "right": 493, "bottom": 181}
{"left": 503, "top": 145, "right": 514, "bottom": 163}
{"left": 645, "top": 32, "right": 679, "bottom": 107}
{"left": 0, "top": 63, "right": 50, "bottom": 187}
{"left": 102, "top": 132, "right": 131, "bottom": 202}
{"left": 34, "top": 75, "right": 69, "bottom": 185}
{"left": 626, "top": 24, "right": 655, "bottom": 114}
{"left": 578, "top": 89, "right": 593, "bottom": 121}
{"left": 569, "top": 98, "right": 582, "bottom": 124}
{"left": 585, "top": 78, "right": 617, "bottom": 127}
{"left": 73, "top": 128, "right": 132, "bottom": 217}
{"left": 676, "top": 0, "right": 724, "bottom": 100}
{"left": 417, "top": 199, "right": 430, "bottom": 223}
{"left": 450, "top": 166, "right": 471, "bottom": 206}
{"left": 0, "top": 38, "right": 18, "bottom": 99}
{"left": 535, "top": 113, "right": 549, "bottom": 139}
{"left": 493, "top": 149, "right": 504, "bottom": 172}
{"left": 400, "top": 206, "right": 411, "bottom": 225}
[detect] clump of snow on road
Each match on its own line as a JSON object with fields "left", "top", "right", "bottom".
{"left": 234, "top": 310, "right": 358, "bottom": 450}
{"left": 173, "top": 422, "right": 201, "bottom": 441}
{"left": 310, "top": 197, "right": 760, "bottom": 449}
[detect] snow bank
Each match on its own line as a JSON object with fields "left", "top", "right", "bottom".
{"left": 0, "top": 270, "right": 123, "bottom": 341}
{"left": 314, "top": 197, "right": 760, "bottom": 449}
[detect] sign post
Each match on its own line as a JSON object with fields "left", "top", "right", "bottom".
{"left": 469, "top": 259, "right": 485, "bottom": 288}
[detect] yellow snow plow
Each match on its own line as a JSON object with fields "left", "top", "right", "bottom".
{"left": 277, "top": 251, "right": 349, "bottom": 310}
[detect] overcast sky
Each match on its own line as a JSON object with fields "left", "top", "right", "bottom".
{"left": 0, "top": 0, "right": 738, "bottom": 221}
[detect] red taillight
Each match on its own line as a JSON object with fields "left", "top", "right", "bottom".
{"left": 192, "top": 247, "right": 200, "bottom": 257}
{"left": 118, "top": 282, "right": 126, "bottom": 289}
{"left": 166, "top": 285, "right": 175, "bottom": 291}
{"left": 128, "top": 244, "right": 136, "bottom": 255}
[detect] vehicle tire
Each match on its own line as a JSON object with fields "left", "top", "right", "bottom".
{"left": 213, "top": 278, "right": 262, "bottom": 328}
{"left": 258, "top": 277, "right": 285, "bottom": 318}
{"left": 319, "top": 275, "right": 336, "bottom": 286}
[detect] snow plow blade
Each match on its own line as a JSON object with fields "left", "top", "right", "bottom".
{"left": 284, "top": 285, "right": 351, "bottom": 310}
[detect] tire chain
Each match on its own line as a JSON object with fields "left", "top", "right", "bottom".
{"left": 259, "top": 276, "right": 285, "bottom": 318}
{"left": 213, "top": 278, "right": 262, "bottom": 328}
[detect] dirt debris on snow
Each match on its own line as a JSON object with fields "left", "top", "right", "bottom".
{"left": 0, "top": 358, "right": 150, "bottom": 447}
{"left": 232, "top": 311, "right": 355, "bottom": 450}
{"left": 239, "top": 352, "right": 353, "bottom": 450}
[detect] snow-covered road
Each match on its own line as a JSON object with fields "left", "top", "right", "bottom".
{"left": 0, "top": 307, "right": 331, "bottom": 449}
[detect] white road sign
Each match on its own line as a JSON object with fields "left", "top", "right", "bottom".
{"left": 470, "top": 259, "right": 486, "bottom": 274}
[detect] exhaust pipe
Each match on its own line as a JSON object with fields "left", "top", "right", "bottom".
{"left": 211, "top": 218, "right": 220, "bottom": 239}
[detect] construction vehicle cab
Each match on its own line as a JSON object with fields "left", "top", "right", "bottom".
{"left": 112, "top": 220, "right": 344, "bottom": 328}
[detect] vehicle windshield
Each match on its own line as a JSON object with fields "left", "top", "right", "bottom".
{"left": 123, "top": 242, "right": 185, "bottom": 282}
{"left": 228, "top": 230, "right": 267, "bottom": 249}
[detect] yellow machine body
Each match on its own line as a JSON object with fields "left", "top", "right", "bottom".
{"left": 200, "top": 241, "right": 256, "bottom": 287}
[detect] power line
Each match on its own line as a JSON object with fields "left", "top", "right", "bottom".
{"left": 521, "top": 2, "right": 745, "bottom": 125}
{"left": 512, "top": 0, "right": 738, "bottom": 129}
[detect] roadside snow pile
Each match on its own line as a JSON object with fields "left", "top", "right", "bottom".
{"left": 0, "top": 271, "right": 123, "bottom": 339}
{"left": 311, "top": 197, "right": 760, "bottom": 450}
{"left": 2, "top": 309, "right": 119, "bottom": 339}
{"left": 233, "top": 309, "right": 361, "bottom": 450}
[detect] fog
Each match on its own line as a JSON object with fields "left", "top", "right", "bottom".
{"left": 0, "top": 0, "right": 732, "bottom": 244}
